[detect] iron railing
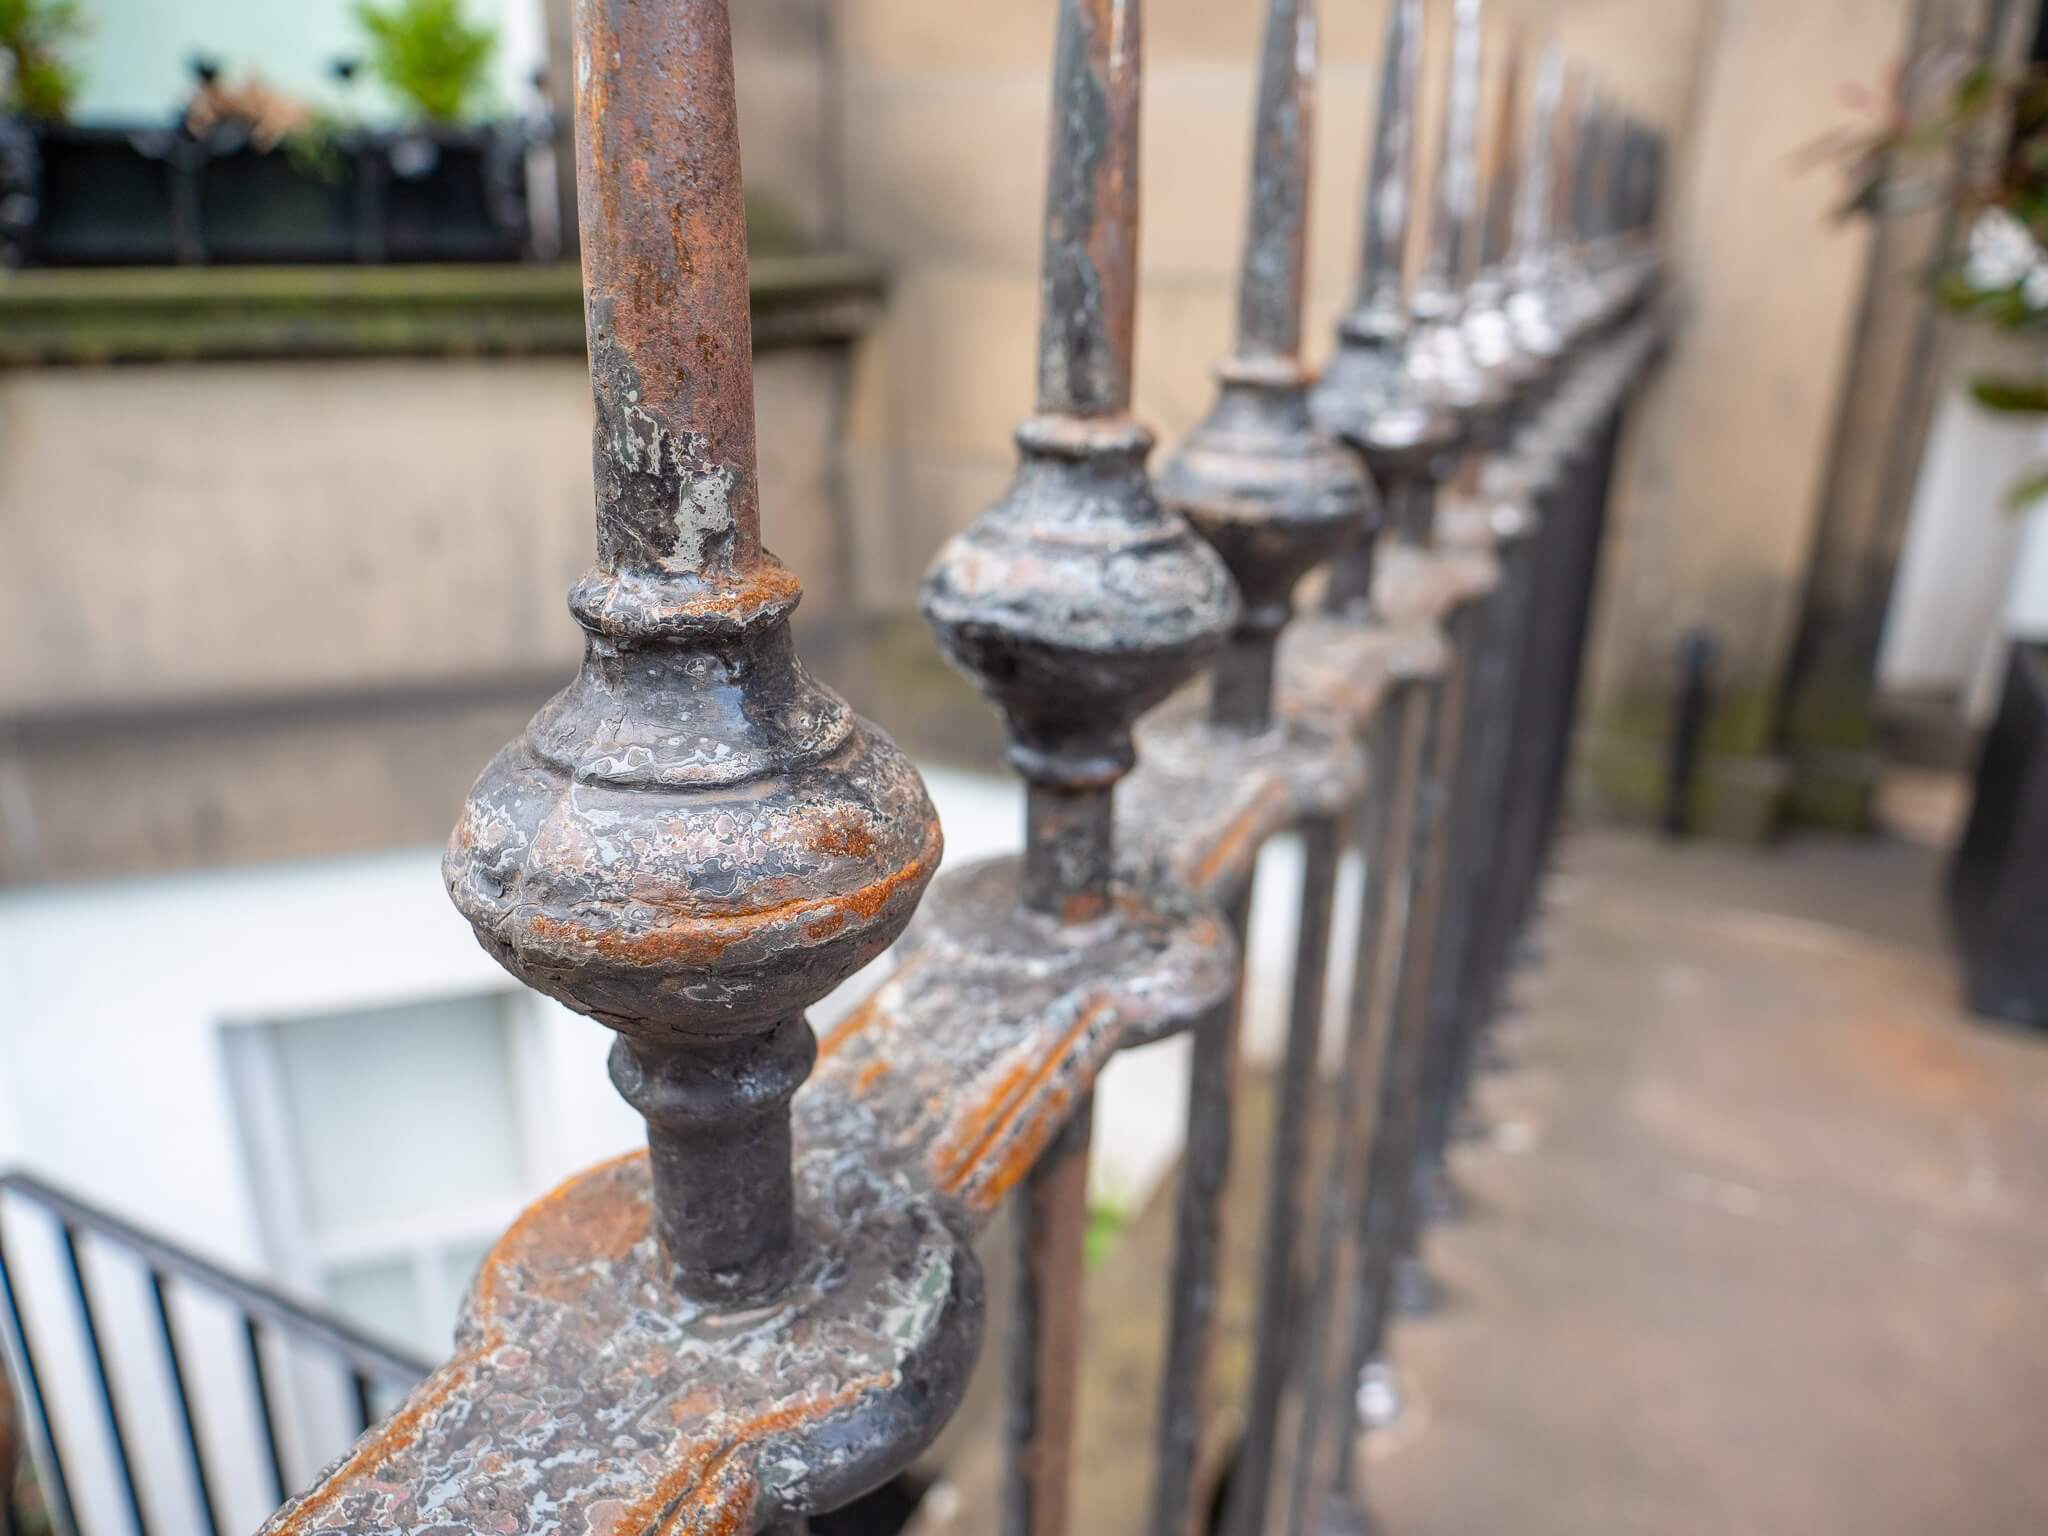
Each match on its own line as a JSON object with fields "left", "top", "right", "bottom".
{"left": 116, "top": 0, "right": 1682, "bottom": 1531}
{"left": 0, "top": 1172, "right": 431, "bottom": 1536}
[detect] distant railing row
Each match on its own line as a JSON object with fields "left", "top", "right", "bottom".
{"left": 4, "top": 0, "right": 1672, "bottom": 1532}
{"left": 0, "top": 1172, "right": 429, "bottom": 1536}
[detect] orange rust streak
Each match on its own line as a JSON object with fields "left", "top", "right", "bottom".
{"left": 262, "top": 1350, "right": 489, "bottom": 1532}
{"left": 929, "top": 1058, "right": 1036, "bottom": 1187}
{"left": 816, "top": 994, "right": 884, "bottom": 1061}
{"left": 936, "top": 1000, "right": 1114, "bottom": 1201}
{"left": 658, "top": 1376, "right": 895, "bottom": 1529}
{"left": 278, "top": 1149, "right": 643, "bottom": 1531}
{"left": 527, "top": 821, "right": 941, "bottom": 969}
{"left": 272, "top": 1154, "right": 893, "bottom": 1534}
{"left": 1187, "top": 777, "right": 1292, "bottom": 894}
{"left": 855, "top": 1060, "right": 891, "bottom": 1094}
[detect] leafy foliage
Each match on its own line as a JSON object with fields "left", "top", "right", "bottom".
{"left": 354, "top": 0, "right": 496, "bottom": 125}
{"left": 0, "top": 0, "right": 87, "bottom": 122}
{"left": 1827, "top": 43, "right": 2048, "bottom": 507}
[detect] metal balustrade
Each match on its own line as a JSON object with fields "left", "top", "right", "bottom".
{"left": 0, "top": 1, "right": 1670, "bottom": 1532}
{"left": 0, "top": 1172, "right": 431, "bottom": 1536}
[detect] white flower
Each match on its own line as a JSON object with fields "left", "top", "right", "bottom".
{"left": 1965, "top": 208, "right": 2039, "bottom": 292}
{"left": 2024, "top": 263, "right": 2048, "bottom": 312}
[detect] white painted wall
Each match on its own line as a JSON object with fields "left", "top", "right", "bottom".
{"left": 1879, "top": 373, "right": 2045, "bottom": 721}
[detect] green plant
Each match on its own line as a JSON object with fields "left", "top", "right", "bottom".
{"left": 1824, "top": 44, "right": 2048, "bottom": 507}
{"left": 354, "top": 0, "right": 496, "bottom": 125}
{"left": 0, "top": 0, "right": 87, "bottom": 122}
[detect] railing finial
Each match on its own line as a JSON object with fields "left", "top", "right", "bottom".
{"left": 1311, "top": 0, "right": 1459, "bottom": 581}
{"left": 1159, "top": 0, "right": 1372, "bottom": 734}
{"left": 445, "top": 0, "right": 941, "bottom": 1310}
{"left": 924, "top": 0, "right": 1236, "bottom": 922}
{"left": 1354, "top": 0, "right": 1423, "bottom": 336}
{"left": 1417, "top": 0, "right": 1486, "bottom": 314}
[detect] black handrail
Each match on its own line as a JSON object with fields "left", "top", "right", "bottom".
{"left": 0, "top": 1170, "right": 431, "bottom": 1536}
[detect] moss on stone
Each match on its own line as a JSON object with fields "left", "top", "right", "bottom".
{"left": 0, "top": 252, "right": 886, "bottom": 366}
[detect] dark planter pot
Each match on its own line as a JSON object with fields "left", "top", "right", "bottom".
{"left": 0, "top": 118, "right": 536, "bottom": 267}
{"left": 1946, "top": 640, "right": 2048, "bottom": 1029}
{"left": 0, "top": 123, "right": 186, "bottom": 265}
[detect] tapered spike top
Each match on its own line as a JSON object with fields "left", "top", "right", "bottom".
{"left": 1459, "top": 20, "right": 1546, "bottom": 391}
{"left": 1236, "top": 0, "right": 1316, "bottom": 360}
{"left": 1352, "top": 0, "right": 1423, "bottom": 336}
{"left": 1504, "top": 47, "right": 1567, "bottom": 363}
{"left": 1509, "top": 48, "right": 1563, "bottom": 290}
{"left": 1416, "top": 0, "right": 1486, "bottom": 316}
{"left": 446, "top": 0, "right": 941, "bottom": 1308}
{"left": 1406, "top": 0, "right": 1512, "bottom": 437}
{"left": 1159, "top": 0, "right": 1374, "bottom": 734}
{"left": 575, "top": 0, "right": 759, "bottom": 584}
{"left": 1479, "top": 25, "right": 1521, "bottom": 276}
{"left": 1037, "top": 0, "right": 1142, "bottom": 418}
{"left": 1310, "top": 0, "right": 1458, "bottom": 570}
{"left": 925, "top": 0, "right": 1236, "bottom": 917}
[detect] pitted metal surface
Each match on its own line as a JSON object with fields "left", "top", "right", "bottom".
{"left": 261, "top": 1151, "right": 978, "bottom": 1535}
{"left": 811, "top": 857, "right": 1238, "bottom": 1203}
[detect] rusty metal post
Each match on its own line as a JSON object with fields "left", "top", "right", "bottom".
{"left": 444, "top": 0, "right": 942, "bottom": 1311}
{"left": 1152, "top": 0, "right": 1371, "bottom": 1530}
{"left": 1368, "top": 0, "right": 1512, "bottom": 1334}
{"left": 1299, "top": 2, "right": 1463, "bottom": 1529}
{"left": 923, "top": 3, "right": 1237, "bottom": 1531}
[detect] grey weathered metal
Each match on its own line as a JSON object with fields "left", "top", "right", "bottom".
{"left": 443, "top": 0, "right": 941, "bottom": 1312}
{"left": 1158, "top": 0, "right": 1374, "bottom": 736}
{"left": 231, "top": 0, "right": 1674, "bottom": 1527}
{"left": 920, "top": 3, "right": 1240, "bottom": 1532}
{"left": 1311, "top": 0, "right": 1460, "bottom": 582}
{"left": 1150, "top": 5, "right": 1371, "bottom": 1534}
{"left": 923, "top": 0, "right": 1237, "bottom": 925}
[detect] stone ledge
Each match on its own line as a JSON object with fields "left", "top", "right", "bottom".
{"left": 0, "top": 253, "right": 888, "bottom": 366}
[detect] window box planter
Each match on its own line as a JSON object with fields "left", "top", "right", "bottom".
{"left": 0, "top": 117, "right": 539, "bottom": 268}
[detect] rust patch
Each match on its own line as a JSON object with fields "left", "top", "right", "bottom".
{"left": 1187, "top": 776, "right": 1294, "bottom": 895}
{"left": 523, "top": 821, "right": 941, "bottom": 969}
{"left": 809, "top": 811, "right": 879, "bottom": 860}
{"left": 817, "top": 996, "right": 882, "bottom": 1061}
{"left": 936, "top": 1001, "right": 1111, "bottom": 1198}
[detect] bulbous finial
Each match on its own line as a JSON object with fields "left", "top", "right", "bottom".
{"left": 1406, "top": 0, "right": 1514, "bottom": 442}
{"left": 1157, "top": 0, "right": 1373, "bottom": 732}
{"left": 445, "top": 0, "right": 940, "bottom": 1309}
{"left": 922, "top": 0, "right": 1236, "bottom": 921}
{"left": 1310, "top": 0, "right": 1458, "bottom": 585}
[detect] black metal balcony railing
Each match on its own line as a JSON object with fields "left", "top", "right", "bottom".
{"left": 0, "top": 1173, "right": 430, "bottom": 1536}
{"left": 0, "top": 0, "right": 1669, "bottom": 1531}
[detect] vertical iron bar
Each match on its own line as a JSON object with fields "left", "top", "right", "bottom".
{"left": 1151, "top": 882, "right": 1252, "bottom": 1536}
{"left": 242, "top": 1315, "right": 289, "bottom": 1505}
{"left": 1034, "top": 0, "right": 1140, "bottom": 422}
{"left": 1375, "top": 600, "right": 1480, "bottom": 1329}
{"left": 927, "top": 0, "right": 1237, "bottom": 1531}
{"left": 1417, "top": 504, "right": 1541, "bottom": 1198}
{"left": 148, "top": 1271, "right": 222, "bottom": 1536}
{"left": 1284, "top": 701, "right": 1414, "bottom": 1531}
{"left": 60, "top": 1225, "right": 147, "bottom": 1536}
{"left": 1321, "top": 666, "right": 1439, "bottom": 1518}
{"left": 1006, "top": 1096, "right": 1094, "bottom": 1536}
{"left": 1285, "top": 704, "right": 1406, "bottom": 1531}
{"left": 1222, "top": 815, "right": 1340, "bottom": 1536}
{"left": 0, "top": 1220, "right": 76, "bottom": 1536}
{"left": 352, "top": 1370, "right": 376, "bottom": 1435}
